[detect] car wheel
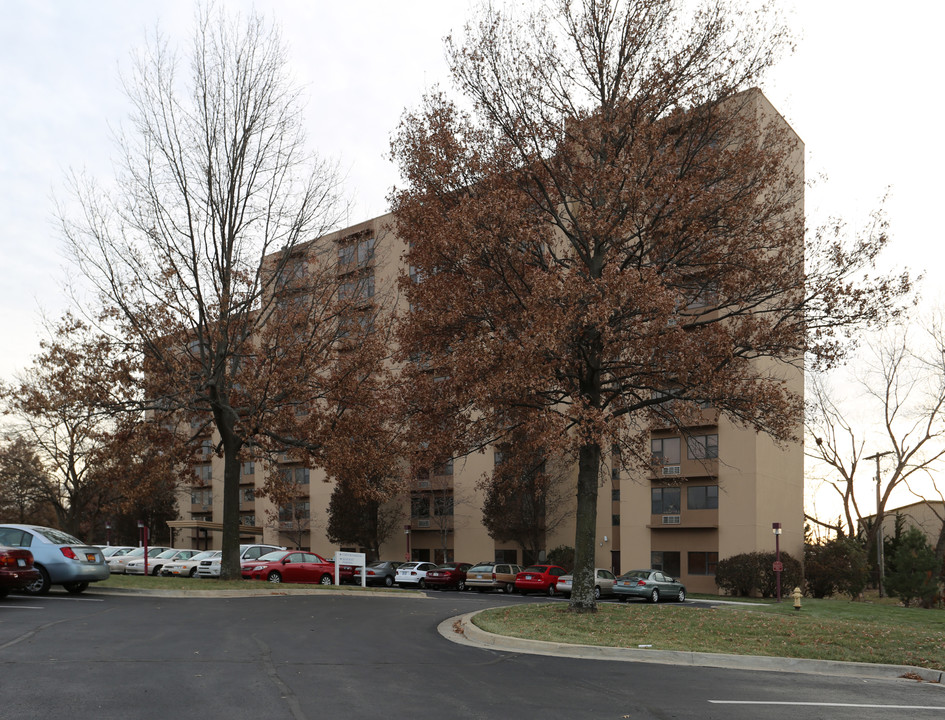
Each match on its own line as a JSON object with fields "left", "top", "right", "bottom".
{"left": 319, "top": 574, "right": 333, "bottom": 585}
{"left": 505, "top": 582, "right": 515, "bottom": 594}
{"left": 189, "top": 567, "right": 198, "bottom": 577}
{"left": 677, "top": 589, "right": 686, "bottom": 603}
{"left": 24, "top": 565, "right": 51, "bottom": 596}
{"left": 649, "top": 588, "right": 660, "bottom": 604}
{"left": 547, "top": 584, "right": 556, "bottom": 597}
{"left": 418, "top": 578, "right": 426, "bottom": 589}
{"left": 594, "top": 586, "right": 601, "bottom": 600}
{"left": 63, "top": 582, "right": 89, "bottom": 594}
{"left": 384, "top": 575, "right": 393, "bottom": 587}
{"left": 457, "top": 580, "right": 466, "bottom": 591}
{"left": 267, "top": 571, "right": 282, "bottom": 584}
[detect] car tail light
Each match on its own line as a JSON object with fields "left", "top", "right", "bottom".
{"left": 0, "top": 554, "right": 19, "bottom": 567}
{"left": 367, "top": 570, "right": 375, "bottom": 576}
{"left": 492, "top": 572, "right": 496, "bottom": 580}
{"left": 637, "top": 580, "right": 647, "bottom": 586}
{"left": 410, "top": 571, "right": 417, "bottom": 575}
{"left": 60, "top": 547, "right": 78, "bottom": 560}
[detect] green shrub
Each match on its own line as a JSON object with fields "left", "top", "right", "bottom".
{"left": 805, "top": 537, "right": 869, "bottom": 599}
{"left": 546, "top": 545, "right": 574, "bottom": 572}
{"left": 885, "top": 527, "right": 940, "bottom": 608}
{"left": 716, "top": 551, "right": 802, "bottom": 598}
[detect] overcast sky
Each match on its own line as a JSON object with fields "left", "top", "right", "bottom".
{"left": 2, "top": 1, "right": 943, "bottom": 517}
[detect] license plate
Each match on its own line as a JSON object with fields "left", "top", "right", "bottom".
{"left": 476, "top": 574, "right": 482, "bottom": 579}
{"left": 86, "top": 554, "right": 97, "bottom": 562}
{"left": 17, "top": 558, "right": 25, "bottom": 567}
{"left": 525, "top": 575, "right": 533, "bottom": 580}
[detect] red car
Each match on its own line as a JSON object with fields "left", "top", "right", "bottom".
{"left": 241, "top": 551, "right": 340, "bottom": 585}
{"left": 514, "top": 564, "right": 567, "bottom": 596}
{"left": 0, "top": 547, "right": 42, "bottom": 598}
{"left": 423, "top": 562, "right": 473, "bottom": 591}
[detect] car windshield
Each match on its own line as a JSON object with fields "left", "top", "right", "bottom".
{"left": 125, "top": 547, "right": 146, "bottom": 558}
{"left": 101, "top": 546, "right": 126, "bottom": 557}
{"left": 435, "top": 564, "right": 456, "bottom": 570}
{"left": 147, "top": 547, "right": 167, "bottom": 556}
{"left": 256, "top": 551, "right": 286, "bottom": 562}
{"left": 190, "top": 551, "right": 217, "bottom": 561}
{"left": 399, "top": 563, "right": 419, "bottom": 570}
{"left": 156, "top": 549, "right": 179, "bottom": 559}
{"left": 34, "top": 527, "right": 84, "bottom": 545}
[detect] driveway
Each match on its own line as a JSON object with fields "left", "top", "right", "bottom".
{"left": 1, "top": 588, "right": 943, "bottom": 719}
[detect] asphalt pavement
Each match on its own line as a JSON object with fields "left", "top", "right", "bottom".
{"left": 1, "top": 585, "right": 943, "bottom": 720}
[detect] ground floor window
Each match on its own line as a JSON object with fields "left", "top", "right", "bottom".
{"left": 651, "top": 550, "right": 680, "bottom": 578}
{"left": 495, "top": 548, "right": 517, "bottom": 563}
{"left": 688, "top": 551, "right": 719, "bottom": 575}
{"left": 412, "top": 548, "right": 431, "bottom": 562}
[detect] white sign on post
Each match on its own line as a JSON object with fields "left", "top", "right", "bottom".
{"left": 335, "top": 551, "right": 367, "bottom": 587}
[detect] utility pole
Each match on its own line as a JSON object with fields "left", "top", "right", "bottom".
{"left": 866, "top": 451, "right": 892, "bottom": 597}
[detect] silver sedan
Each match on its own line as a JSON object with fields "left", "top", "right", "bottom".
{"left": 556, "top": 568, "right": 617, "bottom": 599}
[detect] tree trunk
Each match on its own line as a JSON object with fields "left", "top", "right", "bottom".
{"left": 569, "top": 442, "right": 600, "bottom": 612}
{"left": 219, "top": 419, "right": 243, "bottom": 581}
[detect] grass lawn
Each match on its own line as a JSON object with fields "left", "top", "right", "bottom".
{"left": 472, "top": 598, "right": 945, "bottom": 671}
{"left": 97, "top": 574, "right": 409, "bottom": 593}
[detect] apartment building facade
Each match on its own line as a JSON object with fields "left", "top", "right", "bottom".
{"left": 168, "top": 93, "right": 805, "bottom": 595}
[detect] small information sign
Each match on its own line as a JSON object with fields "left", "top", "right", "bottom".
{"left": 772, "top": 560, "right": 783, "bottom": 572}
{"left": 335, "top": 551, "right": 367, "bottom": 587}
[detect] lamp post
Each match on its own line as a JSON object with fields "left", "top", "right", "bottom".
{"left": 404, "top": 524, "right": 411, "bottom": 562}
{"left": 105, "top": 521, "right": 112, "bottom": 547}
{"left": 138, "top": 520, "right": 149, "bottom": 576}
{"left": 772, "top": 522, "right": 783, "bottom": 603}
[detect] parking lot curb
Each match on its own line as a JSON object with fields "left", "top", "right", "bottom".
{"left": 439, "top": 609, "right": 944, "bottom": 684}
{"left": 91, "top": 586, "right": 430, "bottom": 599}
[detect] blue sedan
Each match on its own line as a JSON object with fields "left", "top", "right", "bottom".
{"left": 0, "top": 524, "right": 109, "bottom": 595}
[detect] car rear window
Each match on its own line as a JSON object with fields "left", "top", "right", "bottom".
{"left": 469, "top": 564, "right": 494, "bottom": 572}
{"left": 34, "top": 527, "right": 84, "bottom": 545}
{"left": 522, "top": 565, "right": 549, "bottom": 573}
{"left": 0, "top": 528, "right": 32, "bottom": 547}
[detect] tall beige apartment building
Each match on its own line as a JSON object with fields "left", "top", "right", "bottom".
{"left": 170, "top": 93, "right": 805, "bottom": 595}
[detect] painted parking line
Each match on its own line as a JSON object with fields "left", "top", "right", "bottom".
{"left": 0, "top": 605, "right": 44, "bottom": 609}
{"left": 710, "top": 701, "right": 945, "bottom": 711}
{"left": 11, "top": 596, "right": 104, "bottom": 602}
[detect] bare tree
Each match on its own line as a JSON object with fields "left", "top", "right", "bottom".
{"left": 806, "top": 326, "right": 945, "bottom": 582}
{"left": 61, "top": 7, "right": 348, "bottom": 577}
{"left": 0, "top": 436, "right": 55, "bottom": 525}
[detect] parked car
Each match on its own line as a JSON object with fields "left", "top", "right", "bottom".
{"left": 0, "top": 547, "right": 42, "bottom": 598}
{"left": 614, "top": 569, "right": 687, "bottom": 603}
{"left": 241, "top": 551, "right": 337, "bottom": 584}
{"left": 465, "top": 562, "right": 524, "bottom": 593}
{"left": 196, "top": 544, "right": 285, "bottom": 578}
{"left": 0, "top": 524, "right": 109, "bottom": 595}
{"left": 354, "top": 561, "right": 402, "bottom": 587}
{"left": 423, "top": 562, "right": 473, "bottom": 590}
{"left": 125, "top": 548, "right": 200, "bottom": 576}
{"left": 107, "top": 546, "right": 173, "bottom": 574}
{"left": 514, "top": 564, "right": 568, "bottom": 596}
{"left": 161, "top": 550, "right": 220, "bottom": 578}
{"left": 99, "top": 545, "right": 135, "bottom": 559}
{"left": 394, "top": 561, "right": 438, "bottom": 589}
{"left": 556, "top": 568, "right": 617, "bottom": 599}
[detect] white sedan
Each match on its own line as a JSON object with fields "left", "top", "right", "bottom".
{"left": 555, "top": 568, "right": 618, "bottom": 600}
{"left": 161, "top": 550, "right": 220, "bottom": 578}
{"left": 394, "top": 561, "right": 438, "bottom": 588}
{"left": 125, "top": 548, "right": 199, "bottom": 576}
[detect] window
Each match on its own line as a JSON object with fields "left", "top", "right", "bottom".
{"left": 242, "top": 488, "right": 255, "bottom": 502}
{"left": 687, "top": 485, "right": 718, "bottom": 510}
{"left": 240, "top": 514, "right": 256, "bottom": 527}
{"left": 200, "top": 439, "right": 214, "bottom": 457}
{"left": 357, "top": 236, "right": 375, "bottom": 265}
{"left": 651, "top": 487, "right": 681, "bottom": 514}
{"left": 281, "top": 467, "right": 310, "bottom": 485}
{"left": 612, "top": 514, "right": 620, "bottom": 526}
{"left": 651, "top": 437, "right": 681, "bottom": 465}
{"left": 611, "top": 489, "right": 620, "bottom": 502}
{"left": 279, "top": 502, "right": 310, "bottom": 521}
{"left": 275, "top": 258, "right": 306, "bottom": 288}
{"left": 493, "top": 450, "right": 505, "bottom": 467}
{"left": 433, "top": 495, "right": 454, "bottom": 516}
{"left": 688, "top": 551, "right": 718, "bottom": 575}
{"left": 339, "top": 274, "right": 375, "bottom": 302}
{"left": 241, "top": 462, "right": 255, "bottom": 476}
{"left": 194, "top": 464, "right": 213, "bottom": 483}
{"left": 687, "top": 434, "right": 718, "bottom": 459}
{"left": 494, "top": 548, "right": 517, "bottom": 563}
{"left": 411, "top": 495, "right": 430, "bottom": 518}
{"left": 651, "top": 551, "right": 680, "bottom": 578}
{"left": 338, "top": 236, "right": 375, "bottom": 268}
{"left": 191, "top": 488, "right": 212, "bottom": 505}
{"left": 433, "top": 458, "right": 454, "bottom": 476}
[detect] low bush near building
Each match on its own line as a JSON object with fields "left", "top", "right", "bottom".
{"left": 716, "top": 551, "right": 802, "bottom": 598}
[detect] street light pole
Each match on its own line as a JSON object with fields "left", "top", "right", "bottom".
{"left": 772, "top": 522, "right": 782, "bottom": 602}
{"left": 865, "top": 451, "right": 892, "bottom": 598}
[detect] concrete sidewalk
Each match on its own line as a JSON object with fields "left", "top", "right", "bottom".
{"left": 439, "top": 609, "right": 945, "bottom": 684}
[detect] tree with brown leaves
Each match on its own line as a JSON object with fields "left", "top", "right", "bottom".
{"left": 391, "top": 0, "right": 911, "bottom": 610}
